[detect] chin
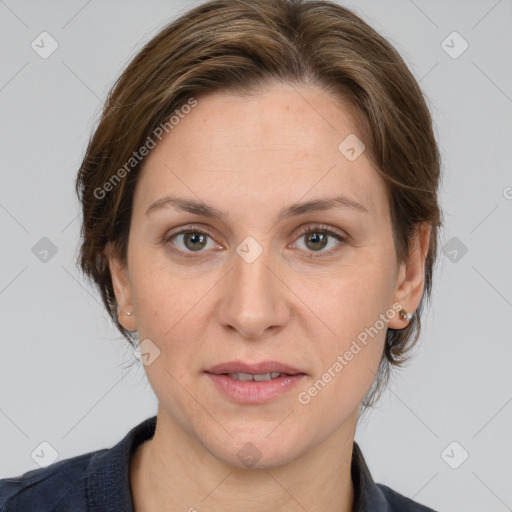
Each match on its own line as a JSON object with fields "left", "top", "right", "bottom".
{"left": 204, "top": 431, "right": 308, "bottom": 471}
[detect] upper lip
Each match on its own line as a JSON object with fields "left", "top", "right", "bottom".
{"left": 206, "top": 360, "right": 305, "bottom": 375}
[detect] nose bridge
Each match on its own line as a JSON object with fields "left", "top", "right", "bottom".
{"left": 216, "top": 236, "right": 289, "bottom": 338}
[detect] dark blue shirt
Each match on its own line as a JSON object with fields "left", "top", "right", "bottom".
{"left": 0, "top": 415, "right": 437, "bottom": 511}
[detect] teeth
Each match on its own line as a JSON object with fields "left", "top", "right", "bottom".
{"left": 237, "top": 372, "right": 254, "bottom": 381}
{"left": 254, "top": 372, "right": 279, "bottom": 381}
{"left": 228, "top": 372, "right": 283, "bottom": 381}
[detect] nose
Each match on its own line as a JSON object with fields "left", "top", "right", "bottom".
{"left": 215, "top": 242, "right": 290, "bottom": 339}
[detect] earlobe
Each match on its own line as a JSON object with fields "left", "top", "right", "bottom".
{"left": 388, "top": 222, "right": 431, "bottom": 329}
{"left": 104, "top": 242, "right": 137, "bottom": 331}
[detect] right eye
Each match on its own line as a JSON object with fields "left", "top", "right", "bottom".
{"left": 163, "top": 227, "right": 222, "bottom": 257}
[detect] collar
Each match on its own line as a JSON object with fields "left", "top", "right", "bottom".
{"left": 351, "top": 441, "right": 392, "bottom": 511}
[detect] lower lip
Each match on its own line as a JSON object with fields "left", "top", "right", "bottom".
{"left": 205, "top": 373, "right": 306, "bottom": 404}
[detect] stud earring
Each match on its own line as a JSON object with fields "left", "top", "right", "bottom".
{"left": 124, "top": 311, "right": 133, "bottom": 316}
{"left": 399, "top": 309, "right": 413, "bottom": 321}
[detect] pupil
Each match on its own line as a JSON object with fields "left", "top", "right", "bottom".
{"left": 307, "top": 232, "right": 327, "bottom": 250}
{"left": 185, "top": 232, "right": 206, "bottom": 251}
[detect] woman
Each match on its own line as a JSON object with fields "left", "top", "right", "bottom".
{"left": 0, "top": 0, "right": 441, "bottom": 510}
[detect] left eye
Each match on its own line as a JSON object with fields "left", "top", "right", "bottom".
{"left": 292, "top": 227, "right": 346, "bottom": 255}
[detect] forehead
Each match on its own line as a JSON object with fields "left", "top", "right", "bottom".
{"left": 134, "top": 83, "right": 387, "bottom": 220}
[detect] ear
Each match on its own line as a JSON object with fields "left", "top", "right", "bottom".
{"left": 104, "top": 242, "right": 137, "bottom": 332}
{"left": 387, "top": 222, "right": 431, "bottom": 329}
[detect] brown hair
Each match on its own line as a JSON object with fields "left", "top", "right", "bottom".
{"left": 75, "top": 0, "right": 442, "bottom": 408}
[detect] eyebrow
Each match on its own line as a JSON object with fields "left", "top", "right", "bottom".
{"left": 145, "top": 194, "right": 370, "bottom": 222}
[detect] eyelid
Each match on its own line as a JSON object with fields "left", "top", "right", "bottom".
{"left": 293, "top": 223, "right": 347, "bottom": 241}
{"left": 163, "top": 222, "right": 217, "bottom": 238}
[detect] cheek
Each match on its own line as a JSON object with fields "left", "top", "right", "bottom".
{"left": 129, "top": 244, "right": 188, "bottom": 318}
{"left": 295, "top": 251, "right": 395, "bottom": 394}
{"left": 299, "top": 251, "right": 397, "bottom": 335}
{"left": 296, "top": 279, "right": 388, "bottom": 424}
{"left": 128, "top": 252, "right": 216, "bottom": 371}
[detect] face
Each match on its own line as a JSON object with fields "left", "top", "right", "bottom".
{"left": 108, "top": 82, "right": 429, "bottom": 469}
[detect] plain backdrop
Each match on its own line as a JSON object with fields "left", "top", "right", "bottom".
{"left": 1, "top": 1, "right": 511, "bottom": 510}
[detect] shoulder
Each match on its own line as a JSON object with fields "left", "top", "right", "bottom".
{"left": 377, "top": 483, "right": 438, "bottom": 512}
{"left": 0, "top": 416, "right": 156, "bottom": 512}
{"left": 0, "top": 449, "right": 106, "bottom": 512}
{"left": 351, "top": 442, "right": 438, "bottom": 512}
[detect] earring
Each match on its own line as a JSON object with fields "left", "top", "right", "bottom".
{"left": 124, "top": 311, "right": 133, "bottom": 316}
{"left": 399, "top": 309, "right": 413, "bottom": 321}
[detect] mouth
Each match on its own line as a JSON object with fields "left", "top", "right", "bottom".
{"left": 205, "top": 360, "right": 306, "bottom": 376}
{"left": 224, "top": 371, "right": 291, "bottom": 381}
{"left": 205, "top": 360, "right": 307, "bottom": 404}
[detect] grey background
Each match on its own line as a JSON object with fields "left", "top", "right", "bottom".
{"left": 1, "top": 1, "right": 511, "bottom": 510}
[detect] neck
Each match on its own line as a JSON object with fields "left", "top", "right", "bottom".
{"left": 130, "top": 409, "right": 357, "bottom": 512}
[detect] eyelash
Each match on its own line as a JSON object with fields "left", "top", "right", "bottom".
{"left": 162, "top": 223, "right": 347, "bottom": 259}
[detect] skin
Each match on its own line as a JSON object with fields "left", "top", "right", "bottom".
{"left": 106, "top": 82, "right": 431, "bottom": 512}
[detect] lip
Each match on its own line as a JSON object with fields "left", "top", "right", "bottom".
{"left": 206, "top": 360, "right": 305, "bottom": 376}
{"left": 205, "top": 360, "right": 307, "bottom": 405}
